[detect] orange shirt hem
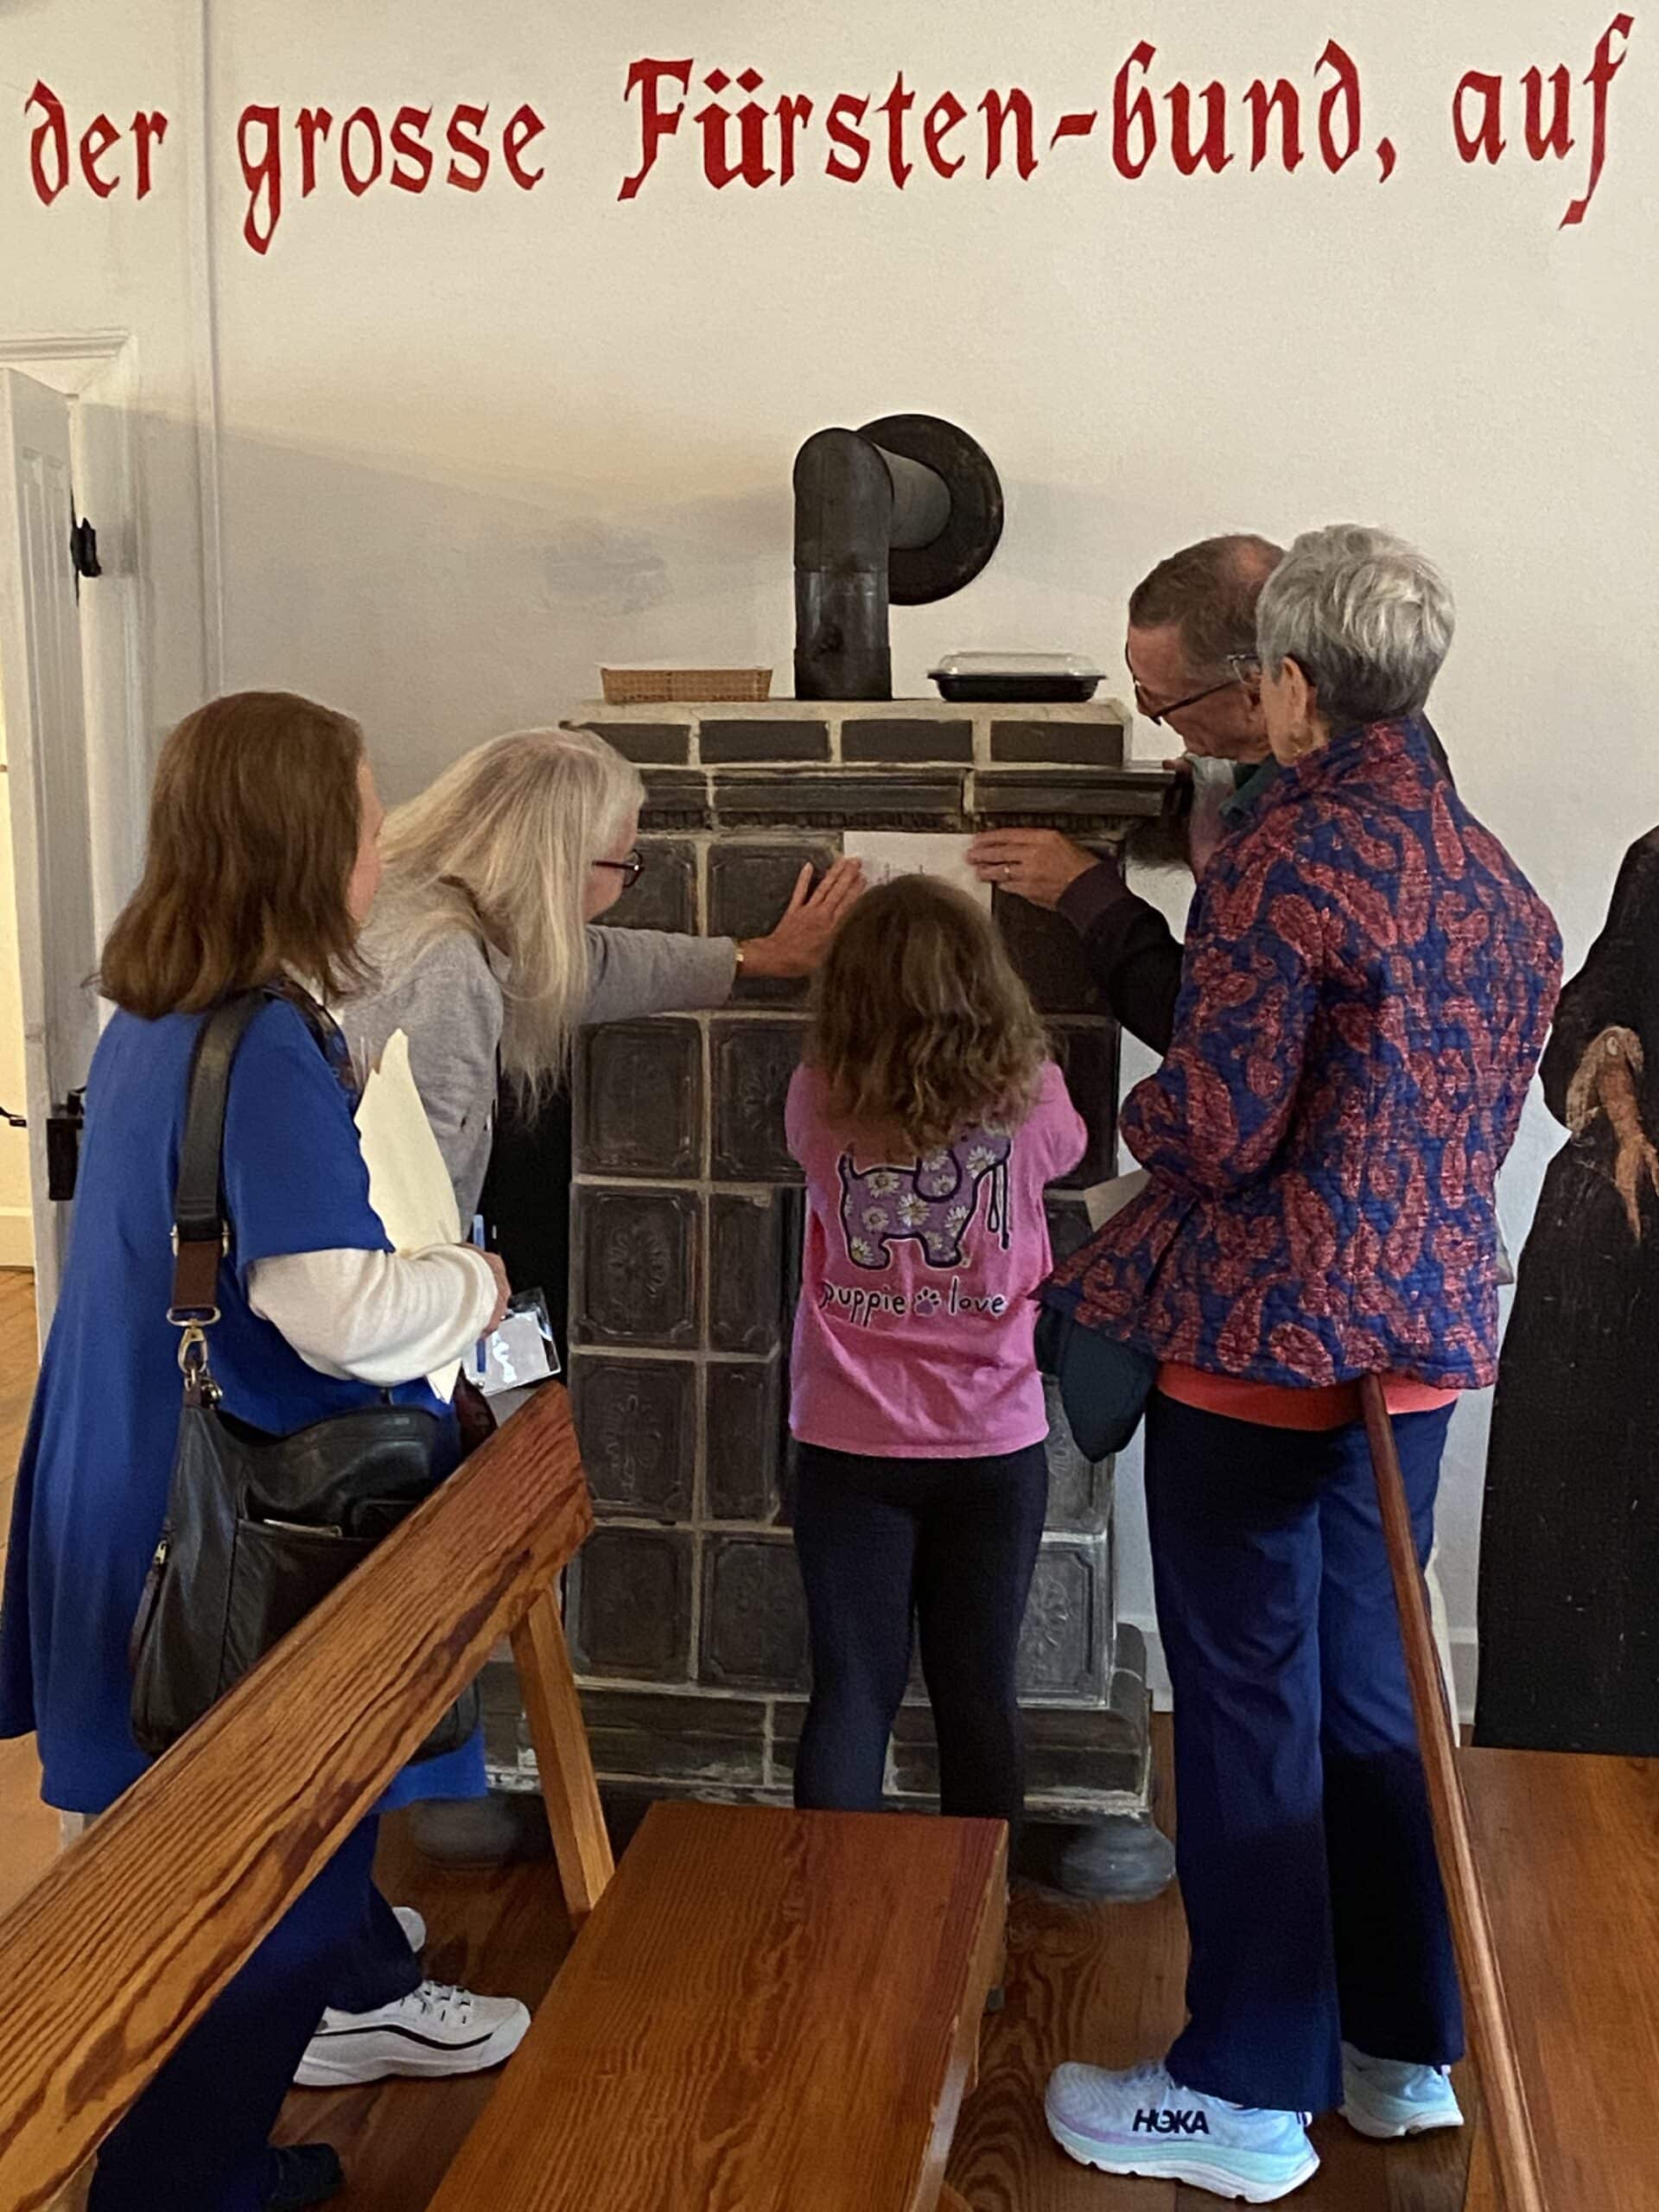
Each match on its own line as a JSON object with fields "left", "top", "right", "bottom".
{"left": 1156, "top": 1362, "right": 1459, "bottom": 1433}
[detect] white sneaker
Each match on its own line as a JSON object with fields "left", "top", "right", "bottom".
{"left": 294, "top": 1980, "right": 530, "bottom": 2088}
{"left": 392, "top": 1904, "right": 426, "bottom": 1954}
{"left": 1340, "top": 2044, "right": 1464, "bottom": 2139}
{"left": 1046, "top": 2060, "right": 1319, "bottom": 2203}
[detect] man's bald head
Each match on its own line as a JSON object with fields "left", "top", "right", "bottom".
{"left": 1128, "top": 534, "right": 1284, "bottom": 673}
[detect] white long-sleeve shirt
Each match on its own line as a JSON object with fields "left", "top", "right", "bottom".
{"left": 248, "top": 1243, "right": 497, "bottom": 1386}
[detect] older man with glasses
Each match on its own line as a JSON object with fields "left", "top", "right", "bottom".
{"left": 968, "top": 533, "right": 1450, "bottom": 1052}
{"left": 969, "top": 534, "right": 1282, "bottom": 1051}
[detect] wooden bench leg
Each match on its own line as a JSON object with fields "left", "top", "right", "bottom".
{"left": 512, "top": 1586, "right": 614, "bottom": 1926}
{"left": 938, "top": 2187, "right": 974, "bottom": 2212}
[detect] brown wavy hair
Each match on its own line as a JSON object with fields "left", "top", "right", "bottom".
{"left": 806, "top": 875, "right": 1049, "bottom": 1154}
{"left": 100, "top": 691, "right": 367, "bottom": 1017}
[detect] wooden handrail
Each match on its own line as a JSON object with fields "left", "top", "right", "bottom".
{"left": 1359, "top": 1374, "right": 1548, "bottom": 2212}
{"left": 0, "top": 1382, "right": 594, "bottom": 2212}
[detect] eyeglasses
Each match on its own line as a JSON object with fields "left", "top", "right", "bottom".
{"left": 1129, "top": 653, "right": 1262, "bottom": 727}
{"left": 592, "top": 849, "right": 646, "bottom": 890}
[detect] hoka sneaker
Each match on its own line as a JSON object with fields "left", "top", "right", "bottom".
{"left": 294, "top": 1980, "right": 530, "bottom": 2087}
{"left": 1046, "top": 2060, "right": 1319, "bottom": 2202}
{"left": 1340, "top": 2044, "right": 1465, "bottom": 2139}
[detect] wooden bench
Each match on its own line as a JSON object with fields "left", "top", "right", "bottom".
{"left": 0, "top": 1383, "right": 1004, "bottom": 2212}
{"left": 429, "top": 1800, "right": 1002, "bottom": 2212}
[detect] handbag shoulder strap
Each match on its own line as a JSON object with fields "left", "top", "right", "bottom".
{"left": 168, "top": 991, "right": 273, "bottom": 1325}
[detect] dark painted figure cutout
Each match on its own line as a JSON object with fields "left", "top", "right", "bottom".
{"left": 1478, "top": 829, "right": 1659, "bottom": 1755}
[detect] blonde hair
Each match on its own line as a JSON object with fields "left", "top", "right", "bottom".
{"left": 375, "top": 728, "right": 644, "bottom": 1102}
{"left": 807, "top": 876, "right": 1048, "bottom": 1155}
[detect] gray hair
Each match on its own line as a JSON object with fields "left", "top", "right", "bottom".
{"left": 373, "top": 727, "right": 644, "bottom": 1105}
{"left": 1255, "top": 525, "right": 1454, "bottom": 730}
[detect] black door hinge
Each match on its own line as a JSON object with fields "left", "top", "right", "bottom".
{"left": 70, "top": 516, "right": 101, "bottom": 585}
{"left": 46, "top": 1090, "right": 86, "bottom": 1201}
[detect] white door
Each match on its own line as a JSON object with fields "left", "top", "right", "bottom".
{"left": 0, "top": 369, "right": 99, "bottom": 1332}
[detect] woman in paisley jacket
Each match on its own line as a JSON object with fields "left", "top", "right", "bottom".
{"left": 1042, "top": 528, "right": 1560, "bottom": 2203}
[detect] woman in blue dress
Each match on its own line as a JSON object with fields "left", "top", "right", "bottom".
{"left": 0, "top": 691, "right": 508, "bottom": 2211}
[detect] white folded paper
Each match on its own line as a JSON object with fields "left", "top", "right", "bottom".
{"left": 353, "top": 1028, "right": 465, "bottom": 1400}
{"left": 842, "top": 830, "right": 991, "bottom": 911}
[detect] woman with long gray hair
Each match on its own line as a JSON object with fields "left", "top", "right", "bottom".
{"left": 1040, "top": 529, "right": 1560, "bottom": 2200}
{"left": 350, "top": 725, "right": 859, "bottom": 1220}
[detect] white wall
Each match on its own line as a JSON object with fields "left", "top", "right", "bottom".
{"left": 4, "top": 0, "right": 1656, "bottom": 1675}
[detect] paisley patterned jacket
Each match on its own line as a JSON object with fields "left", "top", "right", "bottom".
{"left": 1046, "top": 716, "right": 1561, "bottom": 1390}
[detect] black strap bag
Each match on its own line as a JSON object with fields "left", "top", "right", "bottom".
{"left": 129, "top": 989, "right": 480, "bottom": 1762}
{"left": 1034, "top": 1303, "right": 1159, "bottom": 1460}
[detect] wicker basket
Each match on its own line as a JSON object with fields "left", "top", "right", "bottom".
{"left": 601, "top": 666, "right": 773, "bottom": 705}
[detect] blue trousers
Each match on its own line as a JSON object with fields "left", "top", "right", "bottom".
{"left": 1147, "top": 1393, "right": 1464, "bottom": 2114}
{"left": 89, "top": 1821, "right": 385, "bottom": 2212}
{"left": 327, "top": 1878, "right": 424, "bottom": 2012}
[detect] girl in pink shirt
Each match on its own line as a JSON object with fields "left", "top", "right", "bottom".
{"left": 785, "top": 877, "right": 1087, "bottom": 1826}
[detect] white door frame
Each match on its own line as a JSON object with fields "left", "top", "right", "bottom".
{"left": 0, "top": 334, "right": 149, "bottom": 1330}
{"left": 0, "top": 333, "right": 150, "bottom": 935}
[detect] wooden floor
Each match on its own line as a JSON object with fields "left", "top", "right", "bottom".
{"left": 276, "top": 1802, "right": 1475, "bottom": 2212}
{"left": 3, "top": 1279, "right": 1650, "bottom": 2210}
{"left": 0, "top": 1271, "right": 54, "bottom": 1918}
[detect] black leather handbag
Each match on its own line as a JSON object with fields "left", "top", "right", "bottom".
{"left": 129, "top": 989, "right": 480, "bottom": 1762}
{"left": 1033, "top": 1304, "right": 1159, "bottom": 1460}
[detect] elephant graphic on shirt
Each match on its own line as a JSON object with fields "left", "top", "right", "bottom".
{"left": 838, "top": 1133, "right": 1014, "bottom": 1271}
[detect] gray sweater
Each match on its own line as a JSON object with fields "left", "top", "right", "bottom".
{"left": 346, "top": 917, "right": 736, "bottom": 1221}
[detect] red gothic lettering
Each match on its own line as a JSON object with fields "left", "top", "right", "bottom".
{"left": 1523, "top": 67, "right": 1574, "bottom": 159}
{"left": 446, "top": 104, "right": 490, "bottom": 191}
{"left": 340, "top": 106, "right": 384, "bottom": 195}
{"left": 297, "top": 106, "right": 333, "bottom": 195}
{"left": 777, "top": 93, "right": 813, "bottom": 184}
{"left": 237, "top": 104, "right": 281, "bottom": 254}
{"left": 133, "top": 110, "right": 168, "bottom": 198}
{"left": 735, "top": 69, "right": 775, "bottom": 187}
{"left": 26, "top": 81, "right": 70, "bottom": 206}
{"left": 1246, "top": 79, "right": 1303, "bottom": 172}
{"left": 1113, "top": 41, "right": 1157, "bottom": 180}
{"left": 1316, "top": 41, "right": 1362, "bottom": 173}
{"left": 877, "top": 72, "right": 915, "bottom": 188}
{"left": 1563, "top": 14, "right": 1633, "bottom": 227}
{"left": 78, "top": 114, "right": 121, "bottom": 199}
{"left": 1453, "top": 73, "right": 1505, "bottom": 164}
{"left": 925, "top": 91, "right": 967, "bottom": 177}
{"left": 504, "top": 103, "right": 545, "bottom": 188}
{"left": 981, "top": 88, "right": 1037, "bottom": 178}
{"left": 694, "top": 68, "right": 772, "bottom": 188}
{"left": 390, "top": 105, "right": 434, "bottom": 192}
{"left": 1167, "top": 81, "right": 1230, "bottom": 175}
{"left": 825, "top": 92, "right": 871, "bottom": 181}
{"left": 620, "top": 57, "right": 691, "bottom": 200}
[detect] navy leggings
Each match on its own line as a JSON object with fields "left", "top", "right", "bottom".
{"left": 1147, "top": 1393, "right": 1465, "bottom": 2114}
{"left": 791, "top": 1440, "right": 1048, "bottom": 1827}
{"left": 89, "top": 1821, "right": 391, "bottom": 2212}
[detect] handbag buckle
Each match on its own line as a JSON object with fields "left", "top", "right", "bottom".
{"left": 174, "top": 1319, "right": 222, "bottom": 1405}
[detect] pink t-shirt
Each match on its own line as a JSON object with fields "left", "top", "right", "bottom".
{"left": 785, "top": 1060, "right": 1089, "bottom": 1459}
